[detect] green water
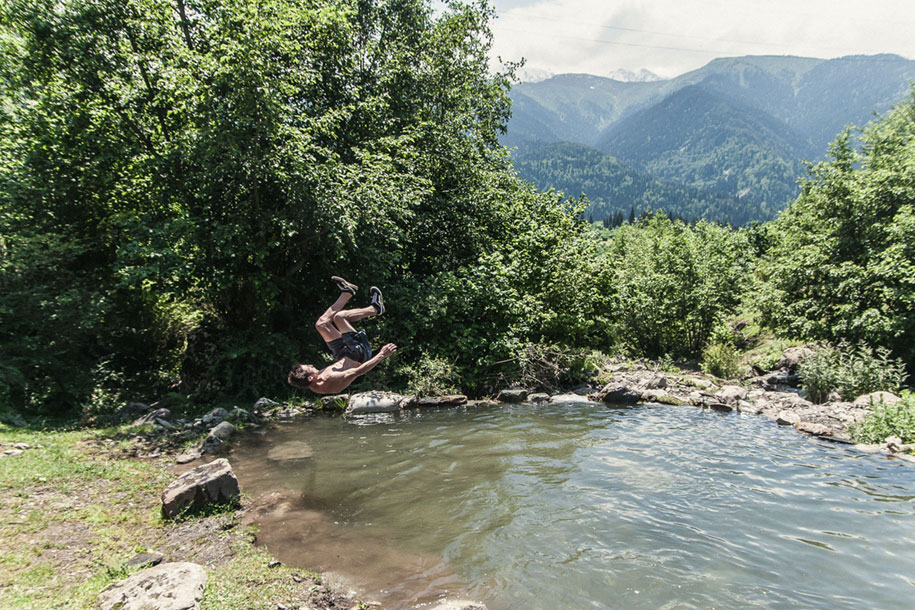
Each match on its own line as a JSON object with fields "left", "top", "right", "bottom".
{"left": 229, "top": 402, "right": 915, "bottom": 609}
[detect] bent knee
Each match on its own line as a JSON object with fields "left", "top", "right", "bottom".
{"left": 315, "top": 317, "right": 333, "bottom": 331}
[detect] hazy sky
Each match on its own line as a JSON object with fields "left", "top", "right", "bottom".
{"left": 488, "top": 0, "right": 915, "bottom": 79}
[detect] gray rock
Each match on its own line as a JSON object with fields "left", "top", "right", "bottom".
{"left": 737, "top": 400, "right": 761, "bottom": 415}
{"left": 267, "top": 441, "right": 314, "bottom": 461}
{"left": 640, "top": 389, "right": 686, "bottom": 405}
{"left": 345, "top": 391, "right": 408, "bottom": 415}
{"left": 548, "top": 393, "right": 590, "bottom": 404}
{"left": 778, "top": 345, "right": 815, "bottom": 371}
{"left": 175, "top": 451, "right": 201, "bottom": 465}
{"left": 707, "top": 402, "right": 734, "bottom": 413}
{"left": 118, "top": 402, "right": 150, "bottom": 422}
{"left": 597, "top": 384, "right": 641, "bottom": 405}
{"left": 716, "top": 385, "right": 748, "bottom": 406}
{"left": 796, "top": 421, "right": 833, "bottom": 436}
{"left": 98, "top": 562, "right": 206, "bottom": 610}
{"left": 415, "top": 395, "right": 469, "bottom": 408}
{"left": 688, "top": 377, "right": 716, "bottom": 391}
{"left": 318, "top": 394, "right": 349, "bottom": 411}
{"left": 527, "top": 392, "right": 550, "bottom": 403}
{"left": 201, "top": 407, "right": 228, "bottom": 426}
{"left": 161, "top": 458, "right": 240, "bottom": 518}
{"left": 497, "top": 389, "right": 529, "bottom": 403}
{"left": 201, "top": 421, "right": 236, "bottom": 453}
{"left": 642, "top": 375, "right": 668, "bottom": 390}
{"left": 253, "top": 397, "right": 281, "bottom": 411}
{"left": 126, "top": 551, "right": 164, "bottom": 568}
{"left": 228, "top": 407, "right": 255, "bottom": 422}
{"left": 567, "top": 383, "right": 596, "bottom": 395}
{"left": 776, "top": 410, "right": 801, "bottom": 426}
{"left": 3, "top": 449, "right": 23, "bottom": 457}
{"left": 13, "top": 442, "right": 29, "bottom": 450}
{"left": 133, "top": 408, "right": 172, "bottom": 426}
{"left": 154, "top": 418, "right": 175, "bottom": 430}
{"left": 853, "top": 391, "right": 901, "bottom": 407}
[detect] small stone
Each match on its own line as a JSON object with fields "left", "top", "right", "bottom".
{"left": 4, "top": 449, "right": 23, "bottom": 456}
{"left": 497, "top": 389, "right": 529, "bottom": 403}
{"left": 13, "top": 443, "right": 29, "bottom": 450}
{"left": 796, "top": 421, "right": 833, "bottom": 436}
{"left": 126, "top": 552, "right": 164, "bottom": 569}
{"left": 175, "top": 452, "right": 201, "bottom": 465}
{"left": 201, "top": 408, "right": 229, "bottom": 426}
{"left": 268, "top": 560, "right": 281, "bottom": 568}
{"left": 776, "top": 410, "right": 801, "bottom": 426}
{"left": 253, "top": 397, "right": 281, "bottom": 411}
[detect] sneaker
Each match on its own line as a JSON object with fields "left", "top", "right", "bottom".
{"left": 370, "top": 286, "right": 385, "bottom": 315}
{"left": 331, "top": 276, "right": 358, "bottom": 295}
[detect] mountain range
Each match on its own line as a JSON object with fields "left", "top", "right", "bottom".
{"left": 505, "top": 54, "right": 915, "bottom": 225}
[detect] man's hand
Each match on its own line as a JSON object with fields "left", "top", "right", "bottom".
{"left": 378, "top": 343, "right": 397, "bottom": 358}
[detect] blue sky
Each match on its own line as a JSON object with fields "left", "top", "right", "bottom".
{"left": 487, "top": 0, "right": 915, "bottom": 78}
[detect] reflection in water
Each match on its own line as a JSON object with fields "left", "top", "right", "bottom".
{"left": 229, "top": 403, "right": 915, "bottom": 609}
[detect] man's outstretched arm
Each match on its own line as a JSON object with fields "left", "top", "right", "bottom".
{"left": 336, "top": 343, "right": 398, "bottom": 384}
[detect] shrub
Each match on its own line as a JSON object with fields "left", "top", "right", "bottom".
{"left": 852, "top": 392, "right": 915, "bottom": 445}
{"left": 397, "top": 353, "right": 460, "bottom": 397}
{"left": 799, "top": 342, "right": 908, "bottom": 404}
{"left": 702, "top": 342, "right": 742, "bottom": 380}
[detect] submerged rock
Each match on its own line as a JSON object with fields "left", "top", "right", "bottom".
{"left": 415, "top": 395, "right": 469, "bottom": 408}
{"left": 98, "top": 562, "right": 206, "bottom": 610}
{"left": 267, "top": 441, "right": 314, "bottom": 461}
{"left": 161, "top": 458, "right": 240, "bottom": 518}
{"left": 527, "top": 392, "right": 550, "bottom": 404}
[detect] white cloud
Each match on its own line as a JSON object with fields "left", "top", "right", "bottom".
{"left": 489, "top": 0, "right": 915, "bottom": 78}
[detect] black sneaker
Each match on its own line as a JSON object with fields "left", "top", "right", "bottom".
{"left": 331, "top": 276, "right": 358, "bottom": 295}
{"left": 370, "top": 286, "right": 385, "bottom": 315}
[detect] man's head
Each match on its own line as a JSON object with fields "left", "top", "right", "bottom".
{"left": 288, "top": 364, "right": 319, "bottom": 389}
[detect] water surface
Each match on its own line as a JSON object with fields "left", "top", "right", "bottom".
{"left": 229, "top": 402, "right": 915, "bottom": 609}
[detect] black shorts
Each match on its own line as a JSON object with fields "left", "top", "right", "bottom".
{"left": 326, "top": 330, "right": 372, "bottom": 364}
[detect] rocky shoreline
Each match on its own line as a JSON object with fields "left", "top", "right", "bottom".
{"left": 90, "top": 351, "right": 912, "bottom": 610}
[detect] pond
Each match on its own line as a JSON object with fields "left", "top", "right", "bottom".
{"left": 229, "top": 402, "right": 915, "bottom": 609}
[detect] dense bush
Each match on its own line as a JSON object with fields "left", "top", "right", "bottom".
{"left": 798, "top": 342, "right": 908, "bottom": 404}
{"left": 759, "top": 89, "right": 915, "bottom": 371}
{"left": 603, "top": 214, "right": 751, "bottom": 359}
{"left": 701, "top": 342, "right": 742, "bottom": 380}
{"left": 852, "top": 392, "right": 915, "bottom": 445}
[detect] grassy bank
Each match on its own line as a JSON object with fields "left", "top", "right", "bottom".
{"left": 0, "top": 422, "right": 358, "bottom": 609}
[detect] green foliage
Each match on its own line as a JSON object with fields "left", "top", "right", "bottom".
{"left": 701, "top": 342, "right": 742, "bottom": 380}
{"left": 396, "top": 353, "right": 459, "bottom": 397}
{"left": 798, "top": 342, "right": 908, "bottom": 404}
{"left": 513, "top": 344, "right": 606, "bottom": 393}
{"left": 605, "top": 213, "right": 751, "bottom": 359}
{"left": 759, "top": 89, "right": 915, "bottom": 371}
{"left": 852, "top": 392, "right": 915, "bottom": 445}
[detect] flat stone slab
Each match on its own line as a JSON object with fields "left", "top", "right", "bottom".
{"left": 549, "top": 393, "right": 591, "bottom": 404}
{"left": 161, "top": 458, "right": 240, "bottom": 518}
{"left": 415, "top": 395, "right": 468, "bottom": 407}
{"left": 346, "top": 391, "right": 408, "bottom": 415}
{"left": 267, "top": 441, "right": 314, "bottom": 461}
{"left": 97, "top": 562, "right": 206, "bottom": 610}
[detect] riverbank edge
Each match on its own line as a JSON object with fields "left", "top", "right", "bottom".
{"left": 1, "top": 360, "right": 911, "bottom": 609}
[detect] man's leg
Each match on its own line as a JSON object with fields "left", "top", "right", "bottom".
{"left": 315, "top": 292, "right": 352, "bottom": 343}
{"left": 332, "top": 305, "right": 377, "bottom": 334}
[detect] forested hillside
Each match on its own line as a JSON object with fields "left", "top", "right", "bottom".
{"left": 506, "top": 54, "right": 915, "bottom": 224}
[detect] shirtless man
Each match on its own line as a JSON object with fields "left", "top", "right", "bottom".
{"left": 287, "top": 276, "right": 397, "bottom": 395}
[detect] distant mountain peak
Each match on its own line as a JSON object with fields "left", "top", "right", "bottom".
{"left": 607, "top": 68, "right": 662, "bottom": 83}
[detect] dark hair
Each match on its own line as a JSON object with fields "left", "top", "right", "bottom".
{"left": 287, "top": 365, "right": 311, "bottom": 389}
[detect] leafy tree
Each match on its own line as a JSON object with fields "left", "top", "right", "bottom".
{"left": 759, "top": 88, "right": 915, "bottom": 369}
{"left": 605, "top": 213, "right": 750, "bottom": 358}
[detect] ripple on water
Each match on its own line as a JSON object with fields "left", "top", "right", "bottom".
{"left": 229, "top": 403, "right": 915, "bottom": 609}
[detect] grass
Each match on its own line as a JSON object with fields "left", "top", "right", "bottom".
{"left": 0, "top": 421, "right": 358, "bottom": 609}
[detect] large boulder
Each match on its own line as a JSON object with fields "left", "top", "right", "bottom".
{"left": 98, "top": 562, "right": 206, "bottom": 610}
{"left": 161, "top": 458, "right": 240, "bottom": 518}
{"left": 345, "top": 391, "right": 408, "bottom": 415}
{"left": 853, "top": 391, "right": 902, "bottom": 407}
{"left": 716, "top": 385, "right": 748, "bottom": 406}
{"left": 596, "top": 384, "right": 641, "bottom": 405}
{"left": 777, "top": 345, "right": 815, "bottom": 371}
{"left": 497, "top": 389, "right": 529, "bottom": 403}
